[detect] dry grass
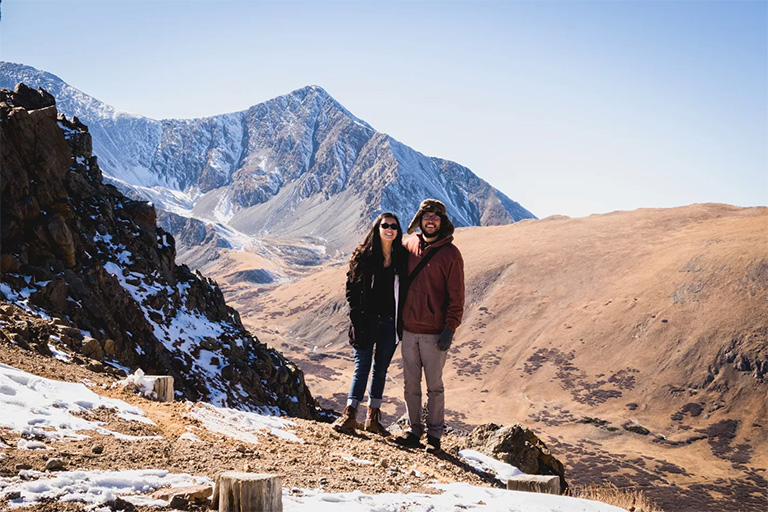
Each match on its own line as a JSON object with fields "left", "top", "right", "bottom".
{"left": 569, "top": 483, "right": 664, "bottom": 512}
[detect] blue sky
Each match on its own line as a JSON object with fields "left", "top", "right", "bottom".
{"left": 2, "top": 0, "right": 766, "bottom": 218}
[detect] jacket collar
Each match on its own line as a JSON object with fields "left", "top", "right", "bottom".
{"left": 417, "top": 233, "right": 453, "bottom": 250}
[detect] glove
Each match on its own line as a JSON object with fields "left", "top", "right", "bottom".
{"left": 437, "top": 326, "right": 454, "bottom": 351}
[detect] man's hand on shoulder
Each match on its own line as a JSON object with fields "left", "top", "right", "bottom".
{"left": 437, "top": 326, "right": 453, "bottom": 351}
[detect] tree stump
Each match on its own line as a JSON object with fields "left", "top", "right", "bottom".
{"left": 213, "top": 472, "right": 282, "bottom": 512}
{"left": 146, "top": 375, "right": 174, "bottom": 402}
{"left": 506, "top": 474, "right": 561, "bottom": 494}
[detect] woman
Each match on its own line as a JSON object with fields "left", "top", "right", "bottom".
{"left": 332, "top": 212, "right": 408, "bottom": 436}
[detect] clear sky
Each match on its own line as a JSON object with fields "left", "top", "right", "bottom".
{"left": 2, "top": 0, "right": 766, "bottom": 218}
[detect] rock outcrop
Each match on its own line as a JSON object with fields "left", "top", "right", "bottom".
{"left": 462, "top": 423, "right": 568, "bottom": 493}
{"left": 0, "top": 84, "right": 323, "bottom": 419}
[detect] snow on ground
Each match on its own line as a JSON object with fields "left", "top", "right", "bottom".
{"left": 459, "top": 449, "right": 525, "bottom": 484}
{"left": 284, "top": 482, "right": 628, "bottom": 511}
{"left": 0, "top": 280, "right": 52, "bottom": 320}
{"left": 0, "top": 472, "right": 627, "bottom": 511}
{"left": 0, "top": 364, "right": 157, "bottom": 442}
{"left": 0, "top": 469, "right": 210, "bottom": 510}
{"left": 187, "top": 401, "right": 301, "bottom": 443}
{"left": 114, "top": 368, "right": 156, "bottom": 399}
{"left": 0, "top": 363, "right": 627, "bottom": 511}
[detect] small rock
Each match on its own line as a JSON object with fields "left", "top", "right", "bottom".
{"left": 379, "top": 458, "right": 389, "bottom": 468}
{"left": 15, "top": 464, "right": 32, "bottom": 471}
{"left": 45, "top": 458, "right": 65, "bottom": 471}
{"left": 152, "top": 485, "right": 212, "bottom": 506}
{"left": 6, "top": 490, "right": 21, "bottom": 500}
{"left": 169, "top": 496, "right": 187, "bottom": 509}
{"left": 103, "top": 338, "right": 116, "bottom": 354}
{"left": 92, "top": 444, "right": 104, "bottom": 454}
{"left": 318, "top": 477, "right": 328, "bottom": 486}
{"left": 235, "top": 444, "right": 247, "bottom": 453}
{"left": 111, "top": 497, "right": 137, "bottom": 511}
{"left": 87, "top": 362, "right": 106, "bottom": 373}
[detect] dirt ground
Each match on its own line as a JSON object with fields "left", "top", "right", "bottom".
{"left": 0, "top": 340, "right": 501, "bottom": 512}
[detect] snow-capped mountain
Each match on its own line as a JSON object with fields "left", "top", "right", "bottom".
{"left": 0, "top": 62, "right": 535, "bottom": 252}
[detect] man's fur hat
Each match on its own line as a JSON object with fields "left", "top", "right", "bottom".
{"left": 407, "top": 199, "right": 455, "bottom": 237}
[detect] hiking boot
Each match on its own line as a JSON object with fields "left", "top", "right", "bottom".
{"left": 364, "top": 407, "right": 390, "bottom": 437}
{"left": 426, "top": 435, "right": 441, "bottom": 454}
{"left": 331, "top": 405, "right": 357, "bottom": 433}
{"left": 393, "top": 431, "right": 422, "bottom": 448}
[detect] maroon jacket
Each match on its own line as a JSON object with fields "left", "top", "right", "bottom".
{"left": 403, "top": 234, "right": 465, "bottom": 334}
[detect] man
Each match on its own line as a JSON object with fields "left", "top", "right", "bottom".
{"left": 394, "top": 199, "right": 464, "bottom": 453}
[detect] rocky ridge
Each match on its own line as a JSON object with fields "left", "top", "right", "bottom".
{"left": 0, "top": 83, "right": 321, "bottom": 419}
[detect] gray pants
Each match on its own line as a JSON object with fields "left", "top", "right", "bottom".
{"left": 401, "top": 329, "right": 448, "bottom": 439}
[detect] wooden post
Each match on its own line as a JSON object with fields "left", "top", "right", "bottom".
{"left": 213, "top": 472, "right": 282, "bottom": 512}
{"left": 506, "top": 474, "right": 561, "bottom": 495}
{"left": 145, "top": 375, "right": 174, "bottom": 402}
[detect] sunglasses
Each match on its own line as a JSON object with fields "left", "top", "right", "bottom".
{"left": 380, "top": 222, "right": 399, "bottom": 230}
{"left": 422, "top": 213, "right": 441, "bottom": 221}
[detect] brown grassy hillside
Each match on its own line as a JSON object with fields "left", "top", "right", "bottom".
{"left": 233, "top": 203, "right": 768, "bottom": 511}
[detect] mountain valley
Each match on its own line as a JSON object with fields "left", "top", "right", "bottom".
{"left": 238, "top": 204, "right": 768, "bottom": 511}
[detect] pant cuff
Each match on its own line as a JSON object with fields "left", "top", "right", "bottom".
{"left": 367, "top": 397, "right": 382, "bottom": 408}
{"left": 346, "top": 398, "right": 360, "bottom": 409}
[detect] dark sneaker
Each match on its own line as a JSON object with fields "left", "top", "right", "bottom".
{"left": 426, "top": 435, "right": 441, "bottom": 454}
{"left": 393, "top": 431, "right": 422, "bottom": 448}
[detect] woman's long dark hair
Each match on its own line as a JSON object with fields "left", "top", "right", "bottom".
{"left": 348, "top": 212, "right": 407, "bottom": 284}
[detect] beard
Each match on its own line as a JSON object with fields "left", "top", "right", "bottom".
{"left": 421, "top": 223, "right": 439, "bottom": 237}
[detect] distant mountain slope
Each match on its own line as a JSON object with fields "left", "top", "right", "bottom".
{"left": 242, "top": 204, "right": 768, "bottom": 511}
{"left": 0, "top": 83, "right": 321, "bottom": 418}
{"left": 0, "top": 62, "right": 535, "bottom": 253}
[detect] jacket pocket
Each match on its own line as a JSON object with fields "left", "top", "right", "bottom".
{"left": 405, "top": 292, "right": 444, "bottom": 330}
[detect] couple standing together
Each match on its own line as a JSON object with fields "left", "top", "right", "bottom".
{"left": 331, "top": 199, "right": 464, "bottom": 454}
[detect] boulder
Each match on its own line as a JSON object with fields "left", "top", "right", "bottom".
{"left": 11, "top": 83, "right": 56, "bottom": 110}
{"left": 463, "top": 423, "right": 568, "bottom": 493}
{"left": 81, "top": 337, "right": 103, "bottom": 360}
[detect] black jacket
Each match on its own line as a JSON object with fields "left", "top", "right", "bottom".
{"left": 346, "top": 254, "right": 407, "bottom": 348}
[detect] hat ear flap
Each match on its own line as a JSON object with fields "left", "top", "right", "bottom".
{"left": 442, "top": 215, "right": 455, "bottom": 237}
{"left": 407, "top": 213, "right": 420, "bottom": 234}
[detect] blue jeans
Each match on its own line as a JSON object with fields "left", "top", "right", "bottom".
{"left": 347, "top": 314, "right": 397, "bottom": 409}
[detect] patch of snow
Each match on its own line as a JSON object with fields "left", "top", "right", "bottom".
{"left": 459, "top": 449, "right": 525, "bottom": 484}
{"left": 341, "top": 455, "right": 374, "bottom": 465}
{"left": 47, "top": 340, "right": 72, "bottom": 363}
{"left": 0, "top": 469, "right": 210, "bottom": 509}
{"left": 282, "top": 482, "right": 629, "bottom": 511}
{"left": 188, "top": 402, "right": 300, "bottom": 444}
{"left": 178, "top": 432, "right": 202, "bottom": 443}
{"left": 17, "top": 439, "right": 50, "bottom": 450}
{"left": 115, "top": 369, "right": 156, "bottom": 399}
{"left": 0, "top": 364, "right": 157, "bottom": 441}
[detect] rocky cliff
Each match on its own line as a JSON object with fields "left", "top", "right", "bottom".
{"left": 0, "top": 83, "right": 323, "bottom": 419}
